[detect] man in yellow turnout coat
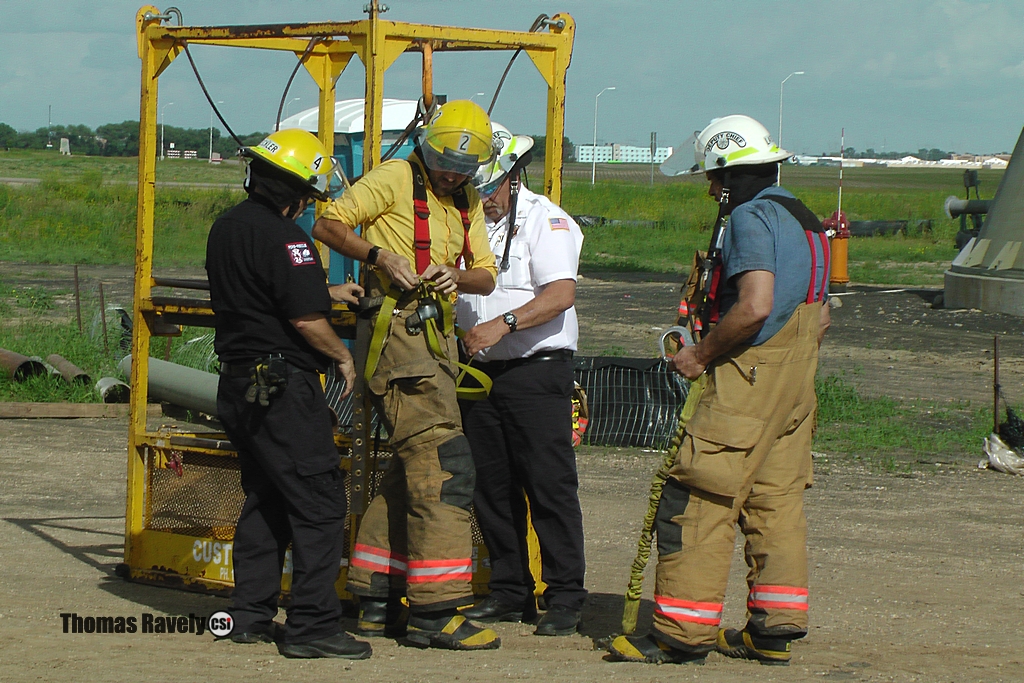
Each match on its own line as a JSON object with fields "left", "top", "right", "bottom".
{"left": 312, "top": 100, "right": 500, "bottom": 651}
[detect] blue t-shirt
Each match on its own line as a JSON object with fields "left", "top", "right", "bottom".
{"left": 717, "top": 187, "right": 829, "bottom": 346}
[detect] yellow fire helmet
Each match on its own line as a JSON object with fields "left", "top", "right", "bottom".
{"left": 241, "top": 128, "right": 338, "bottom": 201}
{"left": 417, "top": 99, "right": 496, "bottom": 177}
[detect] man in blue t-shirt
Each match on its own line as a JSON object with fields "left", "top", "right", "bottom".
{"left": 609, "top": 115, "right": 831, "bottom": 667}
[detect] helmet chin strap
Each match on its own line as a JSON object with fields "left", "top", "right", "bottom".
{"left": 499, "top": 172, "right": 520, "bottom": 272}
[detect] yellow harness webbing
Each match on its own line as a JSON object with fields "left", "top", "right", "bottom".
{"left": 362, "top": 282, "right": 492, "bottom": 401}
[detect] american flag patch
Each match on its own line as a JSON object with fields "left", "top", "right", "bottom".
{"left": 549, "top": 217, "right": 569, "bottom": 231}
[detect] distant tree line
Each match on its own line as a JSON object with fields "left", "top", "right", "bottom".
{"left": 0, "top": 121, "right": 266, "bottom": 158}
{"left": 820, "top": 146, "right": 952, "bottom": 161}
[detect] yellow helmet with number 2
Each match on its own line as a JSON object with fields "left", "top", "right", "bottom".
{"left": 241, "top": 128, "right": 338, "bottom": 201}
{"left": 418, "top": 100, "right": 496, "bottom": 177}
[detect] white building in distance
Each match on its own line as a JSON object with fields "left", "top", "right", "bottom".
{"left": 576, "top": 143, "right": 674, "bottom": 164}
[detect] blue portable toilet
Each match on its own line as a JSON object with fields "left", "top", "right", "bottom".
{"left": 281, "top": 98, "right": 419, "bottom": 284}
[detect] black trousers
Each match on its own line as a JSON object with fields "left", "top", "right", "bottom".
{"left": 217, "top": 371, "right": 346, "bottom": 645}
{"left": 460, "top": 356, "right": 587, "bottom": 611}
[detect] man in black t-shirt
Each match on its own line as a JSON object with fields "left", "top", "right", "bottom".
{"left": 206, "top": 129, "right": 370, "bottom": 660}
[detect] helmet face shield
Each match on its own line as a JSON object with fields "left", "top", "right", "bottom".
{"left": 659, "top": 132, "right": 700, "bottom": 177}
{"left": 419, "top": 141, "right": 482, "bottom": 177}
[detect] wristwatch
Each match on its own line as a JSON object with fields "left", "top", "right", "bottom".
{"left": 366, "top": 245, "right": 381, "bottom": 265}
{"left": 502, "top": 311, "right": 518, "bottom": 333}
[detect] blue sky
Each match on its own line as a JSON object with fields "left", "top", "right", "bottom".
{"left": 1, "top": 0, "right": 1022, "bottom": 154}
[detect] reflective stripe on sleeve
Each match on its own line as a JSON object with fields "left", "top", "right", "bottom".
{"left": 350, "top": 543, "right": 408, "bottom": 575}
{"left": 654, "top": 595, "right": 723, "bottom": 626}
{"left": 747, "top": 585, "right": 809, "bottom": 611}
{"left": 406, "top": 558, "right": 473, "bottom": 584}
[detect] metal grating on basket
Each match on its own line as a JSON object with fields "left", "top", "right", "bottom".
{"left": 147, "top": 452, "right": 243, "bottom": 539}
{"left": 573, "top": 356, "right": 689, "bottom": 449}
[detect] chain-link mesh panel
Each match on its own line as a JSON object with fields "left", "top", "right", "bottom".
{"left": 573, "top": 356, "right": 689, "bottom": 449}
{"left": 170, "top": 332, "right": 219, "bottom": 373}
{"left": 147, "top": 452, "right": 243, "bottom": 539}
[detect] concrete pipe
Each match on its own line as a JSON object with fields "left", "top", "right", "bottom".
{"left": 118, "top": 355, "right": 219, "bottom": 417}
{"left": 95, "top": 377, "right": 130, "bottom": 404}
{"left": 0, "top": 348, "right": 47, "bottom": 381}
{"left": 47, "top": 354, "right": 92, "bottom": 386}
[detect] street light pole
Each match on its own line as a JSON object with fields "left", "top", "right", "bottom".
{"left": 209, "top": 100, "right": 224, "bottom": 162}
{"left": 778, "top": 71, "right": 804, "bottom": 181}
{"left": 285, "top": 97, "right": 301, "bottom": 120}
{"left": 160, "top": 102, "right": 174, "bottom": 161}
{"left": 591, "top": 86, "right": 616, "bottom": 186}
{"left": 469, "top": 92, "right": 485, "bottom": 103}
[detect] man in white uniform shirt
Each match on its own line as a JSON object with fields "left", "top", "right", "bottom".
{"left": 456, "top": 124, "right": 587, "bottom": 637}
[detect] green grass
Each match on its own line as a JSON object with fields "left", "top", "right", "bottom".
{"left": 0, "top": 174, "right": 241, "bottom": 265}
{"left": 0, "top": 148, "right": 243, "bottom": 184}
{"left": 813, "top": 373, "right": 990, "bottom": 470}
{"left": 560, "top": 165, "right": 999, "bottom": 283}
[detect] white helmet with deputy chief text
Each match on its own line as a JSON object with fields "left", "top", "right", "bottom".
{"left": 660, "top": 114, "right": 791, "bottom": 177}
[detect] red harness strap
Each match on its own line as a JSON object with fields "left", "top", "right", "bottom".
{"left": 409, "top": 159, "right": 473, "bottom": 274}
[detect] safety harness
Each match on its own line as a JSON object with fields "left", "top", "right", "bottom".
{"left": 360, "top": 157, "right": 492, "bottom": 400}
{"left": 695, "top": 193, "right": 830, "bottom": 333}
{"left": 410, "top": 153, "right": 474, "bottom": 274}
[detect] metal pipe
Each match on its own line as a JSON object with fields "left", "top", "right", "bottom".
{"left": 119, "top": 355, "right": 219, "bottom": 416}
{"left": 994, "top": 335, "right": 1000, "bottom": 435}
{"left": 96, "top": 376, "right": 130, "bottom": 404}
{"left": 421, "top": 41, "right": 434, "bottom": 111}
{"left": 944, "top": 197, "right": 992, "bottom": 219}
{"left": 0, "top": 348, "right": 47, "bottom": 381}
{"left": 47, "top": 354, "right": 92, "bottom": 385}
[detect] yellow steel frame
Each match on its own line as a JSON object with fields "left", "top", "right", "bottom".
{"left": 128, "top": 5, "right": 573, "bottom": 596}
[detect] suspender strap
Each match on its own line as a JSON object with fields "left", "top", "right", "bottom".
{"left": 763, "top": 194, "right": 830, "bottom": 304}
{"left": 408, "top": 157, "right": 475, "bottom": 272}
{"left": 804, "top": 231, "right": 818, "bottom": 304}
{"left": 409, "top": 160, "right": 432, "bottom": 275}
{"left": 452, "top": 187, "right": 474, "bottom": 267}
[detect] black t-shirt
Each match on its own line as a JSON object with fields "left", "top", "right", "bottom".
{"left": 206, "top": 196, "right": 332, "bottom": 372}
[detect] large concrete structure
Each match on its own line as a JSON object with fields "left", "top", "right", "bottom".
{"left": 944, "top": 126, "right": 1024, "bottom": 315}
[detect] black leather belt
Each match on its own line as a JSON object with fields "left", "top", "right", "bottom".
{"left": 219, "top": 360, "right": 309, "bottom": 378}
{"left": 473, "top": 349, "right": 573, "bottom": 375}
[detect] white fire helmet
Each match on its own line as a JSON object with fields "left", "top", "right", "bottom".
{"left": 473, "top": 122, "right": 534, "bottom": 198}
{"left": 660, "top": 114, "right": 791, "bottom": 177}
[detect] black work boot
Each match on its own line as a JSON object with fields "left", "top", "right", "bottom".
{"left": 278, "top": 632, "right": 372, "bottom": 660}
{"left": 460, "top": 595, "right": 537, "bottom": 624}
{"left": 356, "top": 598, "right": 408, "bottom": 638}
{"left": 716, "top": 627, "right": 794, "bottom": 666}
{"left": 534, "top": 605, "right": 581, "bottom": 636}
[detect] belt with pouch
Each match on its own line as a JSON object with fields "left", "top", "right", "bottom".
{"left": 219, "top": 359, "right": 310, "bottom": 377}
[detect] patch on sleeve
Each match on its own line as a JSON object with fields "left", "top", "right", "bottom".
{"left": 285, "top": 242, "right": 317, "bottom": 266}
{"left": 549, "top": 217, "right": 569, "bottom": 231}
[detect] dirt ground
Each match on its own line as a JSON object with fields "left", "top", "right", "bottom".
{"left": 1, "top": 265, "right": 1024, "bottom": 682}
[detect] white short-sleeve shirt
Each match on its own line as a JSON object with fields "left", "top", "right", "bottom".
{"left": 456, "top": 186, "right": 584, "bottom": 362}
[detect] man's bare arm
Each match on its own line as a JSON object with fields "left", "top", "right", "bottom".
{"left": 312, "top": 217, "right": 419, "bottom": 290}
{"left": 462, "top": 279, "right": 575, "bottom": 357}
{"left": 290, "top": 313, "right": 356, "bottom": 398}
{"left": 670, "top": 270, "right": 774, "bottom": 380}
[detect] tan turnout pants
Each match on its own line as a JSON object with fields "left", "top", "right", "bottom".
{"left": 345, "top": 291, "right": 476, "bottom": 612}
{"left": 652, "top": 302, "right": 821, "bottom": 649}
